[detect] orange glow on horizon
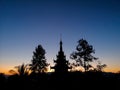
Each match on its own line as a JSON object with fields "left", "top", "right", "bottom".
{"left": 0, "top": 68, "right": 11, "bottom": 75}
{"left": 0, "top": 62, "right": 120, "bottom": 75}
{"left": 0, "top": 65, "right": 16, "bottom": 75}
{"left": 104, "top": 67, "right": 120, "bottom": 73}
{"left": 0, "top": 67, "right": 120, "bottom": 75}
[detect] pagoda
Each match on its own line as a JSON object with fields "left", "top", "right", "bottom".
{"left": 51, "top": 39, "right": 70, "bottom": 73}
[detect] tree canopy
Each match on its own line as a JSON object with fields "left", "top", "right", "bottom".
{"left": 30, "top": 45, "right": 49, "bottom": 73}
{"left": 70, "top": 39, "right": 98, "bottom": 72}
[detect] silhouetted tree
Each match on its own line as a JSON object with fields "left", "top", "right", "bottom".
{"left": 70, "top": 39, "right": 98, "bottom": 72}
{"left": 30, "top": 45, "right": 49, "bottom": 73}
{"left": 9, "top": 63, "right": 29, "bottom": 76}
{"left": 96, "top": 61, "right": 107, "bottom": 72}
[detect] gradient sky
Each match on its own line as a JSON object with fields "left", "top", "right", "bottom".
{"left": 0, "top": 0, "right": 120, "bottom": 74}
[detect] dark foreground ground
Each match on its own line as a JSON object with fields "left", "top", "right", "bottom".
{"left": 0, "top": 72, "right": 120, "bottom": 90}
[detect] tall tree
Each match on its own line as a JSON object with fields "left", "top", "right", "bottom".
{"left": 30, "top": 45, "right": 49, "bottom": 73}
{"left": 70, "top": 39, "right": 98, "bottom": 72}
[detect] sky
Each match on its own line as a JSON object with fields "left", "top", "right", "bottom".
{"left": 0, "top": 0, "right": 120, "bottom": 74}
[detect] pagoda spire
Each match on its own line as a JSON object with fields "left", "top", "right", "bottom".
{"left": 60, "top": 38, "right": 63, "bottom": 52}
{"left": 51, "top": 38, "right": 71, "bottom": 73}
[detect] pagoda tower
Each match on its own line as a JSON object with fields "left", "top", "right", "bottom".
{"left": 51, "top": 39, "right": 70, "bottom": 73}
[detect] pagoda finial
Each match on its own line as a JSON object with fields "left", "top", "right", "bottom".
{"left": 60, "top": 34, "right": 63, "bottom": 51}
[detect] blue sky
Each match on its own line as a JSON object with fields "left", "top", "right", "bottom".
{"left": 0, "top": 0, "right": 120, "bottom": 73}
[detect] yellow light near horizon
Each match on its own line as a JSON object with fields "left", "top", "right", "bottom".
{"left": 0, "top": 65, "right": 16, "bottom": 75}
{"left": 104, "top": 67, "right": 120, "bottom": 73}
{"left": 0, "top": 68, "right": 10, "bottom": 75}
{"left": 0, "top": 64, "right": 120, "bottom": 75}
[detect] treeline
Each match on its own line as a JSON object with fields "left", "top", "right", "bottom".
{"left": 0, "top": 38, "right": 120, "bottom": 89}
{"left": 9, "top": 38, "right": 107, "bottom": 75}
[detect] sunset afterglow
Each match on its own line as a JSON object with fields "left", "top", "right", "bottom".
{"left": 0, "top": 0, "right": 120, "bottom": 74}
